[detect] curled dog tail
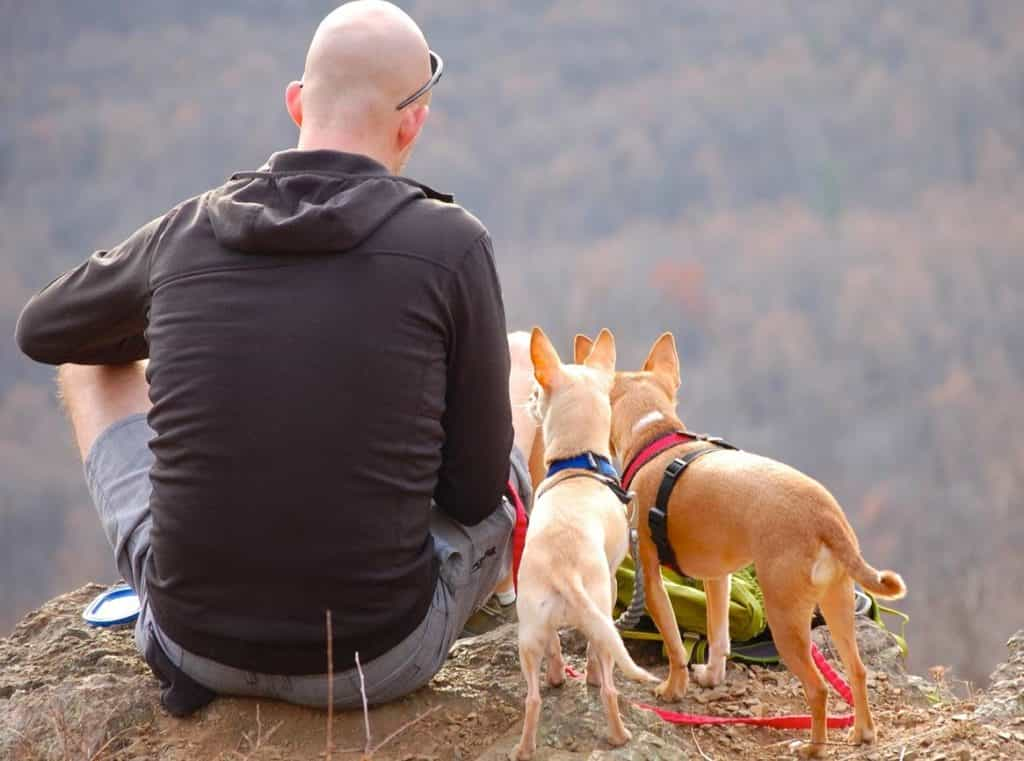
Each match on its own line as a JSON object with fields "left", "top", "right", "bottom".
{"left": 822, "top": 518, "right": 907, "bottom": 600}
{"left": 559, "top": 575, "right": 659, "bottom": 683}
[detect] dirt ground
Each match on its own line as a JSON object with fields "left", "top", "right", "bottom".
{"left": 1, "top": 585, "right": 1022, "bottom": 760}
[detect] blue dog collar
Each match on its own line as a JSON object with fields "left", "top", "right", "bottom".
{"left": 546, "top": 452, "right": 619, "bottom": 480}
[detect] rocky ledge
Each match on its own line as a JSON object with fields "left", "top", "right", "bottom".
{"left": 1, "top": 585, "right": 1021, "bottom": 760}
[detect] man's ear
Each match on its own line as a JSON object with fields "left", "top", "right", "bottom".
{"left": 285, "top": 81, "right": 303, "bottom": 128}
{"left": 584, "top": 328, "right": 616, "bottom": 374}
{"left": 641, "top": 332, "right": 681, "bottom": 390}
{"left": 397, "top": 104, "right": 429, "bottom": 154}
{"left": 531, "top": 327, "right": 563, "bottom": 392}
{"left": 573, "top": 334, "right": 594, "bottom": 364}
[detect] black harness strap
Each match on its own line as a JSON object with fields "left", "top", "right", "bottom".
{"left": 535, "top": 470, "right": 634, "bottom": 505}
{"left": 649, "top": 444, "right": 732, "bottom": 574}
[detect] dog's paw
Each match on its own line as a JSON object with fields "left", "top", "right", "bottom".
{"left": 794, "top": 741, "right": 827, "bottom": 759}
{"left": 510, "top": 742, "right": 535, "bottom": 761}
{"left": 848, "top": 724, "right": 876, "bottom": 745}
{"left": 691, "top": 662, "right": 725, "bottom": 688}
{"left": 607, "top": 726, "right": 632, "bottom": 747}
{"left": 653, "top": 676, "right": 687, "bottom": 702}
{"left": 547, "top": 670, "right": 565, "bottom": 688}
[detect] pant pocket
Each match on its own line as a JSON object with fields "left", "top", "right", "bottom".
{"left": 432, "top": 498, "right": 513, "bottom": 593}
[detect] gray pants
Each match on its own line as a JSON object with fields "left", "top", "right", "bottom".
{"left": 85, "top": 413, "right": 529, "bottom": 708}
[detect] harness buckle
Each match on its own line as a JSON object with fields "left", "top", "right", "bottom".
{"left": 664, "top": 457, "right": 687, "bottom": 480}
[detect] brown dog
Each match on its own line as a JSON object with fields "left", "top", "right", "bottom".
{"left": 575, "top": 332, "right": 906, "bottom": 758}
{"left": 512, "top": 327, "right": 657, "bottom": 761}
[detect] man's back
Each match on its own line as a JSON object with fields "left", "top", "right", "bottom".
{"left": 18, "top": 149, "right": 513, "bottom": 673}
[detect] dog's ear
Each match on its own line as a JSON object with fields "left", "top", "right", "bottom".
{"left": 584, "top": 328, "right": 616, "bottom": 374}
{"left": 641, "top": 332, "right": 680, "bottom": 389}
{"left": 573, "top": 334, "right": 594, "bottom": 364}
{"left": 530, "top": 326, "right": 563, "bottom": 391}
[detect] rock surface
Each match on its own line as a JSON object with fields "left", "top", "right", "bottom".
{"left": 1, "top": 585, "right": 1021, "bottom": 760}
{"left": 976, "top": 630, "right": 1024, "bottom": 723}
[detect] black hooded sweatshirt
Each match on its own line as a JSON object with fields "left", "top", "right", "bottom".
{"left": 16, "top": 150, "right": 513, "bottom": 674}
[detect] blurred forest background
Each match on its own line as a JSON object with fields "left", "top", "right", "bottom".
{"left": 1, "top": 0, "right": 1022, "bottom": 685}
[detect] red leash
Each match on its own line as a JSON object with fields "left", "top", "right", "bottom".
{"left": 506, "top": 480, "right": 529, "bottom": 593}
{"left": 563, "top": 642, "right": 854, "bottom": 730}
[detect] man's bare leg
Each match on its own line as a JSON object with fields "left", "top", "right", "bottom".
{"left": 58, "top": 362, "right": 152, "bottom": 462}
{"left": 493, "top": 331, "right": 537, "bottom": 605}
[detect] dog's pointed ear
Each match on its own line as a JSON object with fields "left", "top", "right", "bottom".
{"left": 531, "top": 326, "right": 563, "bottom": 391}
{"left": 642, "top": 332, "right": 680, "bottom": 389}
{"left": 573, "top": 334, "right": 594, "bottom": 364}
{"left": 584, "top": 328, "right": 616, "bottom": 374}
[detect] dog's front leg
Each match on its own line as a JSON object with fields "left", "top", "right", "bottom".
{"left": 693, "top": 574, "right": 731, "bottom": 687}
{"left": 546, "top": 632, "right": 566, "bottom": 687}
{"left": 639, "top": 540, "right": 689, "bottom": 701}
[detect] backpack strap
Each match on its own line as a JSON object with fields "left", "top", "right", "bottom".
{"left": 648, "top": 445, "right": 723, "bottom": 573}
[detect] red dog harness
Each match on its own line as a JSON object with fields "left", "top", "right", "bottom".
{"left": 621, "top": 430, "right": 738, "bottom": 491}
{"left": 621, "top": 431, "right": 738, "bottom": 574}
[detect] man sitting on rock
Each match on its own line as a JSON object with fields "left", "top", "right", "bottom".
{"left": 15, "top": 0, "right": 536, "bottom": 715}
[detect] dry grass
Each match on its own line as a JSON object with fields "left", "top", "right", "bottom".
{"left": 6, "top": 692, "right": 139, "bottom": 761}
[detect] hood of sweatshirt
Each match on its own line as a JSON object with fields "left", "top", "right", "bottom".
{"left": 207, "top": 149, "right": 453, "bottom": 255}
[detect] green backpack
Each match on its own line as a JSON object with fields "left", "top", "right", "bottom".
{"left": 614, "top": 558, "right": 908, "bottom": 665}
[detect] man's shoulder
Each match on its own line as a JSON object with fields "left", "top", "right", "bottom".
{"left": 382, "top": 189, "right": 491, "bottom": 270}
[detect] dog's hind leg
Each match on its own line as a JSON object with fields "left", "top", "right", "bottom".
{"left": 546, "top": 631, "right": 566, "bottom": 687}
{"left": 764, "top": 592, "right": 828, "bottom": 758}
{"left": 585, "top": 573, "right": 617, "bottom": 687}
{"left": 819, "top": 577, "right": 876, "bottom": 746}
{"left": 512, "top": 635, "right": 545, "bottom": 761}
{"left": 596, "top": 648, "right": 631, "bottom": 747}
{"left": 693, "top": 574, "right": 731, "bottom": 687}
{"left": 585, "top": 642, "right": 603, "bottom": 686}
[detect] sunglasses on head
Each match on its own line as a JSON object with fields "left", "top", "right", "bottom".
{"left": 297, "top": 49, "right": 444, "bottom": 111}
{"left": 395, "top": 50, "right": 444, "bottom": 111}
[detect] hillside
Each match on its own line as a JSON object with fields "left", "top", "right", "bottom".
{"left": 2, "top": 1, "right": 1023, "bottom": 684}
{"left": 2, "top": 586, "right": 1024, "bottom": 760}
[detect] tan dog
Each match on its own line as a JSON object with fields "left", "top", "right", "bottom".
{"left": 512, "top": 327, "right": 658, "bottom": 761}
{"left": 575, "top": 332, "right": 906, "bottom": 759}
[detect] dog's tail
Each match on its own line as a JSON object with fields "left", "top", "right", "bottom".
{"left": 559, "top": 575, "right": 660, "bottom": 683}
{"left": 822, "top": 517, "right": 907, "bottom": 600}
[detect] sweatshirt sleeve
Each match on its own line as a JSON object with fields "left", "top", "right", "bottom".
{"left": 15, "top": 212, "right": 170, "bottom": 366}
{"left": 434, "top": 232, "right": 514, "bottom": 525}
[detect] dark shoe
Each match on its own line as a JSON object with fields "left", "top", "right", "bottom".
{"left": 459, "top": 595, "right": 517, "bottom": 638}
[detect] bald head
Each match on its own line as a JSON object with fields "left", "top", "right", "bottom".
{"left": 286, "top": 1, "right": 435, "bottom": 171}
